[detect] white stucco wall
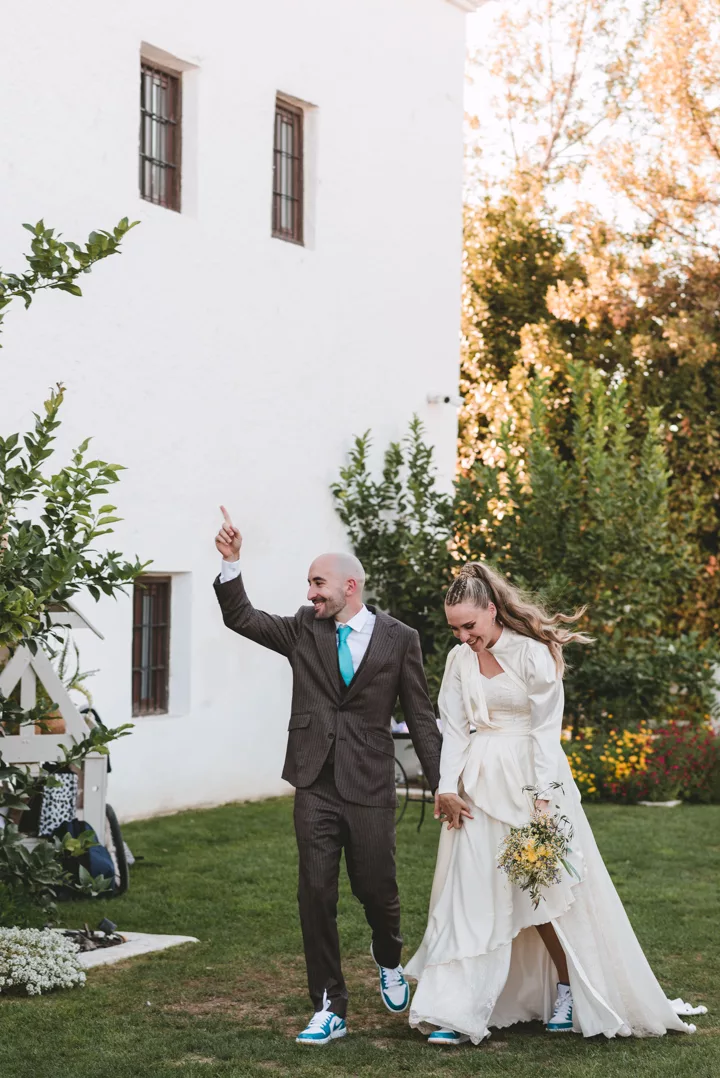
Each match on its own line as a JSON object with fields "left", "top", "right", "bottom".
{"left": 0, "top": 0, "right": 468, "bottom": 820}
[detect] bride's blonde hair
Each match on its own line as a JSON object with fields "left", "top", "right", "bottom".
{"left": 445, "top": 562, "right": 592, "bottom": 676}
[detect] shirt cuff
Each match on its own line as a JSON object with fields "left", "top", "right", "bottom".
{"left": 219, "top": 559, "right": 242, "bottom": 583}
{"left": 437, "top": 778, "right": 460, "bottom": 796}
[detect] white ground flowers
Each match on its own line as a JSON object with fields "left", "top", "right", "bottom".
{"left": 0, "top": 928, "right": 86, "bottom": 995}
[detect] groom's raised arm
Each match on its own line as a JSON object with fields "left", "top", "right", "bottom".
{"left": 398, "top": 630, "right": 442, "bottom": 793}
{"left": 213, "top": 506, "right": 301, "bottom": 658}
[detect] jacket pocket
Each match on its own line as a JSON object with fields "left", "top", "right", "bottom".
{"left": 364, "top": 731, "right": 395, "bottom": 757}
{"left": 288, "top": 713, "right": 312, "bottom": 730}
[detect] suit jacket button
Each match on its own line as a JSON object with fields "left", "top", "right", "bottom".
{"left": 328, "top": 732, "right": 335, "bottom": 739}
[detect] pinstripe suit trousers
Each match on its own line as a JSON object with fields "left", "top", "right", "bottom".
{"left": 294, "top": 759, "right": 401, "bottom": 1018}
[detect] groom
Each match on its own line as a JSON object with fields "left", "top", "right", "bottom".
{"left": 214, "top": 507, "right": 441, "bottom": 1044}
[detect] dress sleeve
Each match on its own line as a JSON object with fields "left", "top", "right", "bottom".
{"left": 437, "top": 648, "right": 472, "bottom": 796}
{"left": 526, "top": 640, "right": 565, "bottom": 801}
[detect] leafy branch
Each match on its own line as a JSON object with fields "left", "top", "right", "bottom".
{"left": 0, "top": 218, "right": 138, "bottom": 336}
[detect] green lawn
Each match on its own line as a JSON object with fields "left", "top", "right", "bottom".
{"left": 0, "top": 800, "right": 717, "bottom": 1078}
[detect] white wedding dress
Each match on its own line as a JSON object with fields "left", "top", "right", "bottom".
{"left": 405, "top": 631, "right": 703, "bottom": 1042}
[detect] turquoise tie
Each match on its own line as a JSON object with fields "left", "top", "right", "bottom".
{"left": 337, "top": 625, "right": 354, "bottom": 686}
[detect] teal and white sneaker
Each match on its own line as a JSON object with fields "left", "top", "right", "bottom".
{"left": 371, "top": 944, "right": 410, "bottom": 1013}
{"left": 547, "top": 983, "right": 574, "bottom": 1032}
{"left": 295, "top": 1004, "right": 347, "bottom": 1045}
{"left": 428, "top": 1029, "right": 470, "bottom": 1046}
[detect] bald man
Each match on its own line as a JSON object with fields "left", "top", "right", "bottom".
{"left": 214, "top": 507, "right": 441, "bottom": 1045}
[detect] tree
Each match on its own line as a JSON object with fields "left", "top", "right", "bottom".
{"left": 603, "top": 0, "right": 720, "bottom": 254}
{"left": 0, "top": 217, "right": 142, "bottom": 923}
{"left": 0, "top": 384, "right": 147, "bottom": 651}
{"left": 460, "top": 197, "right": 720, "bottom": 638}
{"left": 468, "top": 0, "right": 720, "bottom": 252}
{"left": 334, "top": 380, "right": 720, "bottom": 728}
{"left": 332, "top": 418, "right": 455, "bottom": 696}
{"left": 0, "top": 219, "right": 137, "bottom": 333}
{"left": 0, "top": 219, "right": 143, "bottom": 652}
{"left": 468, "top": 0, "right": 619, "bottom": 196}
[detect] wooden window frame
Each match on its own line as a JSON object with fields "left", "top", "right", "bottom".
{"left": 272, "top": 97, "right": 304, "bottom": 245}
{"left": 140, "top": 61, "right": 182, "bottom": 212}
{"left": 132, "top": 576, "right": 171, "bottom": 716}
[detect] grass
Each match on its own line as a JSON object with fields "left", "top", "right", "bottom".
{"left": 0, "top": 799, "right": 717, "bottom": 1078}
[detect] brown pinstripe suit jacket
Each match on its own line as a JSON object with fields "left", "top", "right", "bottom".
{"left": 214, "top": 573, "right": 441, "bottom": 807}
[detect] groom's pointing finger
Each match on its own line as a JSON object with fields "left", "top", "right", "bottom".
{"left": 220, "top": 504, "right": 234, "bottom": 526}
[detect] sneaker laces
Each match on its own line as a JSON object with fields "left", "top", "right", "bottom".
{"left": 306, "top": 1008, "right": 333, "bottom": 1032}
{"left": 552, "top": 987, "right": 572, "bottom": 1022}
{"left": 381, "top": 965, "right": 405, "bottom": 990}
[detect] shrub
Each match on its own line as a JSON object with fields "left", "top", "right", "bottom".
{"left": 638, "top": 723, "right": 720, "bottom": 804}
{"left": 562, "top": 722, "right": 720, "bottom": 803}
{"left": 334, "top": 375, "right": 720, "bottom": 727}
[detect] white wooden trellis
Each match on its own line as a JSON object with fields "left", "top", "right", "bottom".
{"left": 0, "top": 604, "right": 106, "bottom": 840}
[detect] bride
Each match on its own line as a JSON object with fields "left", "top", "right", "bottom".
{"left": 405, "top": 562, "right": 701, "bottom": 1045}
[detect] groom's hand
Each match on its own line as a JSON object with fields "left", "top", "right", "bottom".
{"left": 434, "top": 792, "right": 473, "bottom": 831}
{"left": 216, "top": 505, "right": 243, "bottom": 561}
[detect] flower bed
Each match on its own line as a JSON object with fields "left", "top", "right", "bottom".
{"left": 562, "top": 721, "right": 720, "bottom": 804}
{"left": 0, "top": 928, "right": 85, "bottom": 995}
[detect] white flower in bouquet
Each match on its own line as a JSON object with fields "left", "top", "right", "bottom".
{"left": 0, "top": 928, "right": 86, "bottom": 996}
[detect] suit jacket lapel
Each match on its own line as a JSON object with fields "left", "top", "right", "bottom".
{"left": 312, "top": 617, "right": 343, "bottom": 697}
{"left": 343, "top": 611, "right": 397, "bottom": 704}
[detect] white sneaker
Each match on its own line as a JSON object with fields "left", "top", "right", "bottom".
{"left": 295, "top": 1007, "right": 347, "bottom": 1045}
{"left": 428, "top": 1029, "right": 470, "bottom": 1045}
{"left": 370, "top": 943, "right": 410, "bottom": 1013}
{"left": 547, "top": 982, "right": 574, "bottom": 1032}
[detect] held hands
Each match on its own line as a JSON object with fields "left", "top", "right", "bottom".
{"left": 434, "top": 792, "right": 474, "bottom": 831}
{"left": 215, "top": 506, "right": 242, "bottom": 562}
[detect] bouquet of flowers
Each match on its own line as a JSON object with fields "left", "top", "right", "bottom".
{"left": 497, "top": 790, "right": 579, "bottom": 908}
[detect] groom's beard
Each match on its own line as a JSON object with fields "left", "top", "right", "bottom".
{"left": 311, "top": 592, "right": 345, "bottom": 620}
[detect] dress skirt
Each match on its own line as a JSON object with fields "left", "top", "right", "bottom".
{"left": 405, "top": 727, "right": 696, "bottom": 1043}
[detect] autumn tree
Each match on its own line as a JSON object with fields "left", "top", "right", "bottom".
{"left": 461, "top": 0, "right": 720, "bottom": 639}
{"left": 603, "top": 0, "right": 720, "bottom": 254}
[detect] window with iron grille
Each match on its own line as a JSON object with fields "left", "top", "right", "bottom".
{"left": 140, "top": 62, "right": 182, "bottom": 211}
{"left": 272, "top": 98, "right": 304, "bottom": 244}
{"left": 132, "top": 577, "right": 171, "bottom": 715}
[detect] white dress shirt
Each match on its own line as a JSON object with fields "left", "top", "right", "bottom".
{"left": 336, "top": 603, "right": 376, "bottom": 674}
{"left": 219, "top": 559, "right": 376, "bottom": 675}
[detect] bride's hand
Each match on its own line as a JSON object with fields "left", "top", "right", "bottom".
{"left": 535, "top": 799, "right": 551, "bottom": 814}
{"left": 434, "top": 792, "right": 473, "bottom": 830}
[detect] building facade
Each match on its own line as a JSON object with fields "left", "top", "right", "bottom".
{"left": 0, "top": 0, "right": 482, "bottom": 819}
